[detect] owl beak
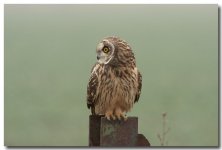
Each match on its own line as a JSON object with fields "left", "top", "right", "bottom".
{"left": 97, "top": 56, "right": 100, "bottom": 60}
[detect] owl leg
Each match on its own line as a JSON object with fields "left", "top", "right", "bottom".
{"left": 105, "top": 110, "right": 116, "bottom": 120}
{"left": 115, "top": 108, "right": 127, "bottom": 121}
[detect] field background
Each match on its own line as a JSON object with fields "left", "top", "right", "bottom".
{"left": 4, "top": 5, "right": 218, "bottom": 146}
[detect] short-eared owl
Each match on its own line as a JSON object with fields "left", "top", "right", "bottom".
{"left": 87, "top": 36, "right": 142, "bottom": 120}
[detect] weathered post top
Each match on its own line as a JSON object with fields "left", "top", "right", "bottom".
{"left": 89, "top": 115, "right": 150, "bottom": 147}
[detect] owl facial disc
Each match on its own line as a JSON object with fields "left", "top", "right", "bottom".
{"left": 96, "top": 40, "right": 115, "bottom": 64}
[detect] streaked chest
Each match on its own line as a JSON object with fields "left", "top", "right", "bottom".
{"left": 97, "top": 65, "right": 137, "bottom": 93}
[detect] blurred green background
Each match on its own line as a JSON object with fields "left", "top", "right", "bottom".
{"left": 4, "top": 5, "right": 218, "bottom": 146}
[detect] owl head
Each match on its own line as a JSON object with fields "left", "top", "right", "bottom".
{"left": 96, "top": 36, "right": 135, "bottom": 67}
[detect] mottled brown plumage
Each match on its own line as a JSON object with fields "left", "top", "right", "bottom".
{"left": 87, "top": 36, "right": 142, "bottom": 120}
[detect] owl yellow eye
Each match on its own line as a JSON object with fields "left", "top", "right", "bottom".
{"left": 102, "top": 47, "right": 109, "bottom": 53}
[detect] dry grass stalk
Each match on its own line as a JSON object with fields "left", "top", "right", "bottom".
{"left": 157, "top": 112, "right": 170, "bottom": 146}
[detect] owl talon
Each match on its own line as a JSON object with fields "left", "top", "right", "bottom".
{"left": 121, "top": 115, "right": 128, "bottom": 121}
{"left": 117, "top": 115, "right": 121, "bottom": 120}
{"left": 111, "top": 115, "right": 116, "bottom": 120}
{"left": 106, "top": 116, "right": 111, "bottom": 120}
{"left": 115, "top": 108, "right": 127, "bottom": 121}
{"left": 105, "top": 111, "right": 113, "bottom": 121}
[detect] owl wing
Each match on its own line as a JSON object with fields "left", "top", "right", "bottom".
{"left": 134, "top": 70, "right": 142, "bottom": 103}
{"left": 87, "top": 64, "right": 99, "bottom": 115}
